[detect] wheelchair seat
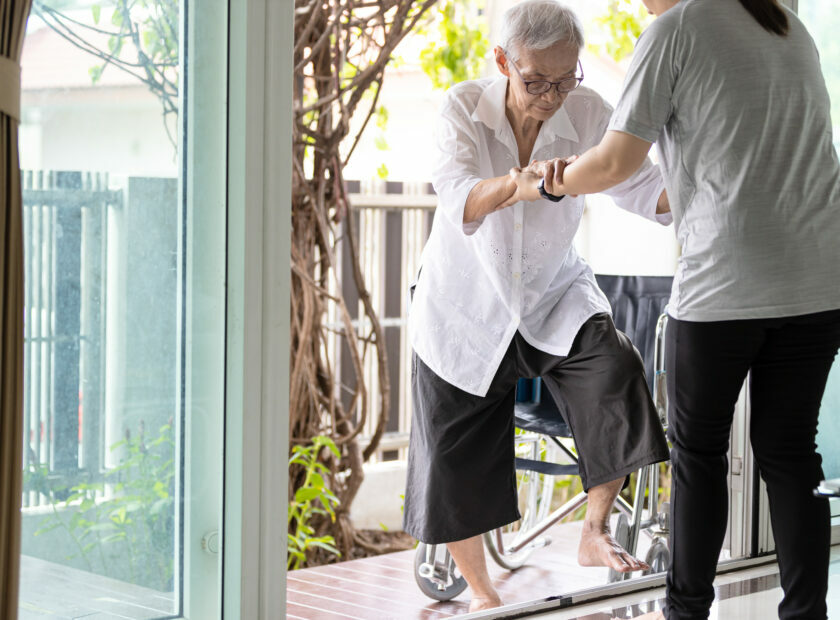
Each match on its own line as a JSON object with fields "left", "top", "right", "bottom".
{"left": 513, "top": 274, "right": 673, "bottom": 430}
{"left": 595, "top": 274, "right": 673, "bottom": 393}
{"left": 514, "top": 391, "right": 572, "bottom": 437}
{"left": 512, "top": 274, "right": 674, "bottom": 473}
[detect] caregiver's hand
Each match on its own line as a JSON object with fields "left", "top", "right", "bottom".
{"left": 525, "top": 156, "right": 579, "bottom": 197}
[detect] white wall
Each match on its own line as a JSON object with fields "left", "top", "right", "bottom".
{"left": 20, "top": 93, "right": 177, "bottom": 177}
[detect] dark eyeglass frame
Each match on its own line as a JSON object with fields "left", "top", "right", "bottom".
{"left": 506, "top": 55, "right": 584, "bottom": 95}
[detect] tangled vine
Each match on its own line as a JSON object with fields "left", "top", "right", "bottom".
{"left": 292, "top": 0, "right": 437, "bottom": 561}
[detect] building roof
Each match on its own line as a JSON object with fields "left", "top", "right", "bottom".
{"left": 22, "top": 22, "right": 151, "bottom": 92}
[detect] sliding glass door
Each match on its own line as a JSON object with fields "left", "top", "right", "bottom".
{"left": 18, "top": 0, "right": 227, "bottom": 617}
{"left": 795, "top": 0, "right": 840, "bottom": 523}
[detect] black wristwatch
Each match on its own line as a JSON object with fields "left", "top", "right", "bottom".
{"left": 537, "top": 178, "right": 565, "bottom": 202}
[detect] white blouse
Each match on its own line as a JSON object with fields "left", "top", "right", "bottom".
{"left": 409, "top": 76, "right": 670, "bottom": 397}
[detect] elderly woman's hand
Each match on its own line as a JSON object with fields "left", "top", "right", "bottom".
{"left": 506, "top": 166, "right": 542, "bottom": 204}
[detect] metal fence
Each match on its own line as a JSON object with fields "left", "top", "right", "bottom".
{"left": 22, "top": 171, "right": 120, "bottom": 507}
{"left": 21, "top": 173, "right": 431, "bottom": 496}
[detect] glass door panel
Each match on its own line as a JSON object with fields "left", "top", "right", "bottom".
{"left": 798, "top": 1, "right": 840, "bottom": 518}
{"left": 18, "top": 1, "right": 226, "bottom": 617}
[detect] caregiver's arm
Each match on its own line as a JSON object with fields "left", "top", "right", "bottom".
{"left": 544, "top": 130, "right": 654, "bottom": 197}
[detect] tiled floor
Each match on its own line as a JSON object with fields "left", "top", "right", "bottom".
{"left": 524, "top": 546, "right": 840, "bottom": 620}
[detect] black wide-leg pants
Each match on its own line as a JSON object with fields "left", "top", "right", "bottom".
{"left": 664, "top": 308, "right": 840, "bottom": 620}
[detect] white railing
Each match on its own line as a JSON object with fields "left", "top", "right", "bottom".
{"left": 333, "top": 181, "right": 436, "bottom": 462}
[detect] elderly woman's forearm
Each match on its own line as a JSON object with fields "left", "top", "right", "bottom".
{"left": 463, "top": 175, "right": 517, "bottom": 224}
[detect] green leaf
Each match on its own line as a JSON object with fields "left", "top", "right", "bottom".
{"left": 375, "top": 105, "right": 389, "bottom": 129}
{"left": 153, "top": 481, "right": 169, "bottom": 499}
{"left": 377, "top": 163, "right": 389, "bottom": 180}
{"left": 92, "top": 5, "right": 101, "bottom": 24}
{"left": 111, "top": 506, "right": 128, "bottom": 524}
{"left": 294, "top": 487, "right": 321, "bottom": 503}
{"left": 309, "top": 473, "right": 325, "bottom": 489}
{"left": 33, "top": 522, "right": 61, "bottom": 537}
{"left": 308, "top": 539, "right": 341, "bottom": 556}
{"left": 101, "top": 532, "right": 127, "bottom": 544}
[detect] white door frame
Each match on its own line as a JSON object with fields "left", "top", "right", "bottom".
{"left": 223, "top": 0, "right": 292, "bottom": 618}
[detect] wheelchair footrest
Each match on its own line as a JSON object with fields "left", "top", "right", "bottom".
{"left": 515, "top": 457, "right": 579, "bottom": 477}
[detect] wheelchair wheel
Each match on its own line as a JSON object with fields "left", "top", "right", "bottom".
{"left": 413, "top": 543, "right": 468, "bottom": 601}
{"left": 607, "top": 513, "right": 631, "bottom": 583}
{"left": 484, "top": 453, "right": 556, "bottom": 570}
{"left": 642, "top": 537, "right": 669, "bottom": 575}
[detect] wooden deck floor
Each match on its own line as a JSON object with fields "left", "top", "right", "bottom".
{"left": 287, "top": 519, "right": 652, "bottom": 620}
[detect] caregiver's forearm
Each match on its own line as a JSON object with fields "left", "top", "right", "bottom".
{"left": 559, "top": 130, "right": 653, "bottom": 196}
{"left": 464, "top": 175, "right": 517, "bottom": 224}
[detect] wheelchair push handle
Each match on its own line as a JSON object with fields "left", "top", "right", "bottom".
{"left": 653, "top": 313, "right": 669, "bottom": 428}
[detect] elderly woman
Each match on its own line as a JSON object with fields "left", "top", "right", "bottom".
{"left": 531, "top": 1, "right": 840, "bottom": 619}
{"left": 403, "top": 0, "right": 673, "bottom": 612}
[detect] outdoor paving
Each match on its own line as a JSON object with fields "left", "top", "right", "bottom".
{"left": 18, "top": 555, "right": 175, "bottom": 619}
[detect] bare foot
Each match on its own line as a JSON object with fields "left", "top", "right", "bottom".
{"left": 469, "top": 594, "right": 502, "bottom": 613}
{"left": 612, "top": 612, "right": 664, "bottom": 620}
{"left": 578, "top": 521, "right": 650, "bottom": 573}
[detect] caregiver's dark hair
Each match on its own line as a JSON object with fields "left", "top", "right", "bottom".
{"left": 738, "top": 0, "right": 790, "bottom": 36}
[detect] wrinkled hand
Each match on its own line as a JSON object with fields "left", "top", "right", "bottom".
{"left": 504, "top": 166, "right": 542, "bottom": 205}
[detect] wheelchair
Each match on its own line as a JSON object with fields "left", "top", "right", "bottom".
{"left": 414, "top": 275, "right": 674, "bottom": 601}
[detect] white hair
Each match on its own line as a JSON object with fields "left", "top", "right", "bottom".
{"left": 499, "top": 0, "right": 585, "bottom": 60}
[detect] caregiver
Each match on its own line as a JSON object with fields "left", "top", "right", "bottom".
{"left": 517, "top": 0, "right": 840, "bottom": 618}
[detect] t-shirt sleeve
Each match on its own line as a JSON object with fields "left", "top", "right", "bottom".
{"left": 590, "top": 95, "right": 671, "bottom": 225}
{"left": 609, "top": 16, "right": 681, "bottom": 143}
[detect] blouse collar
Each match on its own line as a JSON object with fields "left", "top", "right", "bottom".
{"left": 470, "top": 76, "right": 580, "bottom": 145}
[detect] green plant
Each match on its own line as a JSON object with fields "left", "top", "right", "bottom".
{"left": 592, "top": 0, "right": 652, "bottom": 63}
{"left": 24, "top": 420, "right": 176, "bottom": 590}
{"left": 419, "top": 0, "right": 489, "bottom": 90}
{"left": 288, "top": 436, "right": 342, "bottom": 570}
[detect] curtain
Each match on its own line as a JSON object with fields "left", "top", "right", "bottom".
{"left": 1, "top": 1, "right": 32, "bottom": 619}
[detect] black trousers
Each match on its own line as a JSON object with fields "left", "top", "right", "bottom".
{"left": 404, "top": 315, "right": 669, "bottom": 544}
{"left": 664, "top": 308, "right": 840, "bottom": 620}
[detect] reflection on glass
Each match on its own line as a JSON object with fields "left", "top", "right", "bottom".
{"left": 19, "top": 1, "right": 184, "bottom": 616}
{"left": 799, "top": 2, "right": 840, "bottom": 485}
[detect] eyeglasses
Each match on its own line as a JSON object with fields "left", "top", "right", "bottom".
{"left": 507, "top": 56, "right": 584, "bottom": 95}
